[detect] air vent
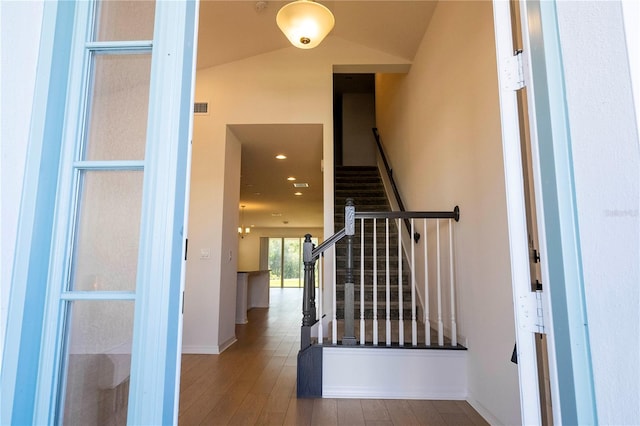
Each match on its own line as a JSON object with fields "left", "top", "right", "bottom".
{"left": 293, "top": 183, "right": 309, "bottom": 188}
{"left": 194, "top": 102, "right": 208, "bottom": 115}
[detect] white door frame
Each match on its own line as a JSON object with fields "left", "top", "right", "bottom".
{"left": 493, "top": 1, "right": 597, "bottom": 424}
{"left": 0, "top": 1, "right": 199, "bottom": 424}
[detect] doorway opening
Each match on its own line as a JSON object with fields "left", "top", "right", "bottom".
{"left": 266, "top": 236, "right": 319, "bottom": 288}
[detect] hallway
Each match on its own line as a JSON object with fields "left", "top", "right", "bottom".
{"left": 178, "top": 289, "right": 488, "bottom": 425}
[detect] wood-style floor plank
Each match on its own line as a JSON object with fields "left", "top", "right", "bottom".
{"left": 407, "top": 400, "right": 447, "bottom": 426}
{"left": 361, "top": 399, "right": 391, "bottom": 423}
{"left": 283, "top": 398, "right": 314, "bottom": 426}
{"left": 178, "top": 288, "right": 488, "bottom": 426}
{"left": 311, "top": 398, "right": 338, "bottom": 425}
{"left": 384, "top": 399, "right": 422, "bottom": 425}
{"left": 336, "top": 399, "right": 365, "bottom": 425}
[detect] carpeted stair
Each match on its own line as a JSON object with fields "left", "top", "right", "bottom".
{"left": 333, "top": 166, "right": 418, "bottom": 338}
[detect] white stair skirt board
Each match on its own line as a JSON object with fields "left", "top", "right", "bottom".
{"left": 323, "top": 347, "right": 467, "bottom": 399}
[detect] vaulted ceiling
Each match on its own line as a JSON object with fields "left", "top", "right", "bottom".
{"left": 197, "top": 1, "right": 438, "bottom": 69}
{"left": 195, "top": 1, "right": 438, "bottom": 229}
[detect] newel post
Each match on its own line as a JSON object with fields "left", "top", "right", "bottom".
{"left": 343, "top": 199, "right": 357, "bottom": 345}
{"left": 301, "top": 234, "right": 316, "bottom": 348}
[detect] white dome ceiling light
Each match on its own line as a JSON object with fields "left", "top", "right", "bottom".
{"left": 276, "top": 0, "right": 335, "bottom": 49}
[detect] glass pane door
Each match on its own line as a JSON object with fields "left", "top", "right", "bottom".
{"left": 1, "top": 0, "right": 196, "bottom": 423}
{"left": 283, "top": 238, "right": 302, "bottom": 287}
{"left": 268, "top": 238, "right": 283, "bottom": 287}
{"left": 268, "top": 237, "right": 319, "bottom": 288}
{"left": 58, "top": 1, "right": 154, "bottom": 423}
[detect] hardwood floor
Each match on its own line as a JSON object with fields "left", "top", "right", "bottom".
{"left": 178, "top": 288, "right": 488, "bottom": 425}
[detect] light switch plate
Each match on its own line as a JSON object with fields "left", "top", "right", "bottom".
{"left": 200, "top": 248, "right": 210, "bottom": 259}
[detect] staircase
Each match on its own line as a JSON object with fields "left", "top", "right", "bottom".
{"left": 333, "top": 166, "right": 415, "bottom": 342}
{"left": 298, "top": 165, "right": 465, "bottom": 398}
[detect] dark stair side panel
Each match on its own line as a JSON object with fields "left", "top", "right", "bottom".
{"left": 297, "top": 345, "right": 322, "bottom": 398}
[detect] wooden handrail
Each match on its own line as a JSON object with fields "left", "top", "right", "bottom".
{"left": 356, "top": 207, "right": 460, "bottom": 221}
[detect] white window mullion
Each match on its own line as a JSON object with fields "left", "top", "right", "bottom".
{"left": 33, "top": 1, "right": 94, "bottom": 422}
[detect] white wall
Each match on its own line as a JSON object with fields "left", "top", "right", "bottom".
{"left": 182, "top": 127, "right": 240, "bottom": 354}
{"left": 218, "top": 127, "right": 242, "bottom": 350}
{"left": 375, "top": 2, "right": 520, "bottom": 424}
{"left": 184, "top": 38, "right": 410, "bottom": 353}
{"left": 555, "top": 1, "right": 640, "bottom": 423}
{"left": 0, "top": 0, "right": 44, "bottom": 365}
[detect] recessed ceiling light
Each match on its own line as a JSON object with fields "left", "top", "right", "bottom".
{"left": 287, "top": 176, "right": 296, "bottom": 181}
{"left": 275, "top": 154, "right": 287, "bottom": 160}
{"left": 271, "top": 213, "right": 283, "bottom": 217}
{"left": 293, "top": 183, "right": 309, "bottom": 188}
{"left": 294, "top": 192, "right": 303, "bottom": 196}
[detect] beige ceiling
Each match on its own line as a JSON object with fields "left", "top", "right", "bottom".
{"left": 197, "top": 1, "right": 438, "bottom": 230}
{"left": 197, "top": 1, "right": 438, "bottom": 69}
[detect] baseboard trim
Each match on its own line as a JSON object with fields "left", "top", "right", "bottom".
{"left": 218, "top": 336, "right": 238, "bottom": 353}
{"left": 182, "top": 336, "right": 237, "bottom": 354}
{"left": 323, "top": 386, "right": 467, "bottom": 400}
{"left": 466, "top": 392, "right": 502, "bottom": 425}
{"left": 181, "top": 345, "right": 219, "bottom": 354}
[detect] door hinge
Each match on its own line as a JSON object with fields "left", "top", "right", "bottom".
{"left": 532, "top": 248, "right": 541, "bottom": 263}
{"left": 518, "top": 290, "right": 545, "bottom": 334}
{"left": 503, "top": 49, "right": 525, "bottom": 91}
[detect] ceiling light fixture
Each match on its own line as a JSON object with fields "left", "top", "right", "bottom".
{"left": 276, "top": 0, "right": 335, "bottom": 49}
{"left": 238, "top": 205, "right": 251, "bottom": 238}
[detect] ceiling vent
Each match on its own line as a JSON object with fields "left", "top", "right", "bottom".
{"left": 194, "top": 102, "right": 209, "bottom": 115}
{"left": 293, "top": 183, "right": 309, "bottom": 188}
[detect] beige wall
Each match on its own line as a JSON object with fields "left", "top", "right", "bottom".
{"left": 184, "top": 38, "right": 410, "bottom": 353}
{"left": 342, "top": 93, "right": 377, "bottom": 166}
{"left": 376, "top": 2, "right": 520, "bottom": 424}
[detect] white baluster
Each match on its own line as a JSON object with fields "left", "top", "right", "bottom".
{"left": 385, "top": 218, "right": 391, "bottom": 346}
{"left": 373, "top": 218, "right": 378, "bottom": 346}
{"left": 449, "top": 218, "right": 457, "bottom": 347}
{"left": 398, "top": 218, "right": 404, "bottom": 346}
{"left": 437, "top": 219, "right": 444, "bottom": 346}
{"left": 424, "top": 219, "right": 431, "bottom": 346}
{"left": 411, "top": 218, "right": 417, "bottom": 346}
{"left": 318, "top": 253, "right": 323, "bottom": 343}
{"left": 332, "top": 246, "right": 337, "bottom": 345}
{"left": 360, "top": 218, "right": 365, "bottom": 345}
